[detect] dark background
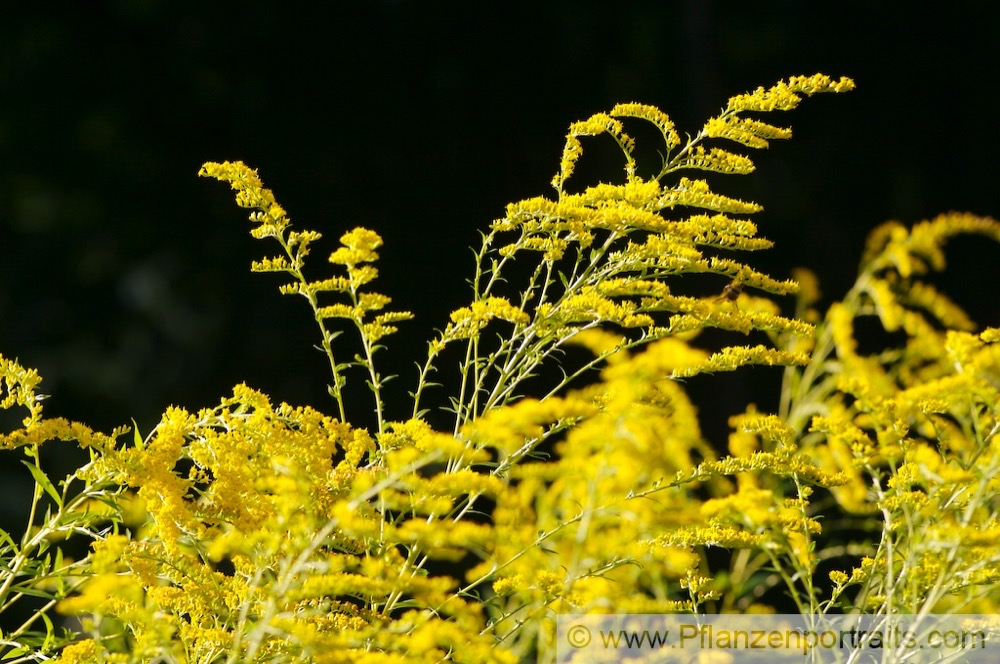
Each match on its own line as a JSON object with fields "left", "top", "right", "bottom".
{"left": 2, "top": 2, "right": 998, "bottom": 454}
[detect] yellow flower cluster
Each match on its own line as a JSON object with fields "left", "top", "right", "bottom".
{"left": 650, "top": 524, "right": 764, "bottom": 550}
{"left": 683, "top": 447, "right": 850, "bottom": 488}
{"left": 198, "top": 161, "right": 290, "bottom": 233}
{"left": 724, "top": 73, "right": 855, "bottom": 113}
{"left": 187, "top": 81, "right": 856, "bottom": 663}
{"left": 201, "top": 161, "right": 416, "bottom": 427}
{"left": 670, "top": 345, "right": 809, "bottom": 378}
{"left": 671, "top": 145, "right": 756, "bottom": 175}
{"left": 475, "top": 343, "right": 720, "bottom": 647}
{"left": 409, "top": 78, "right": 858, "bottom": 450}
{"left": 609, "top": 102, "right": 681, "bottom": 150}
{"left": 446, "top": 296, "right": 530, "bottom": 340}
{"left": 775, "top": 212, "right": 1000, "bottom": 616}
{"left": 0, "top": 352, "right": 45, "bottom": 428}
{"left": 58, "top": 384, "right": 521, "bottom": 662}
{"left": 552, "top": 112, "right": 637, "bottom": 190}
{"left": 24, "top": 73, "right": 1000, "bottom": 662}
{"left": 704, "top": 115, "right": 793, "bottom": 149}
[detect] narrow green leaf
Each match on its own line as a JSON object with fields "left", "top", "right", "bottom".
{"left": 22, "top": 461, "right": 62, "bottom": 509}
{"left": 41, "top": 612, "right": 54, "bottom": 648}
{"left": 131, "top": 418, "right": 144, "bottom": 450}
{"left": 9, "top": 585, "right": 54, "bottom": 600}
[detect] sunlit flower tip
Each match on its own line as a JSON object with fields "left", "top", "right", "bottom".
{"left": 555, "top": 292, "right": 654, "bottom": 328}
{"left": 356, "top": 292, "right": 391, "bottom": 312}
{"left": 659, "top": 177, "right": 763, "bottom": 214}
{"left": 880, "top": 490, "right": 931, "bottom": 512}
{"left": 501, "top": 236, "right": 570, "bottom": 261}
{"left": 569, "top": 112, "right": 617, "bottom": 137}
{"left": 298, "top": 276, "right": 352, "bottom": 294}
{"left": 725, "top": 74, "right": 853, "bottom": 114}
{"left": 651, "top": 524, "right": 763, "bottom": 550}
{"left": 287, "top": 229, "right": 321, "bottom": 247}
{"left": 198, "top": 160, "right": 262, "bottom": 189}
{"left": 491, "top": 575, "right": 519, "bottom": 596}
{"left": 787, "top": 74, "right": 856, "bottom": 94}
{"left": 903, "top": 280, "right": 975, "bottom": 331}
{"left": 738, "top": 414, "right": 796, "bottom": 445}
{"left": 692, "top": 447, "right": 850, "bottom": 487}
{"left": 671, "top": 346, "right": 809, "bottom": 379}
{"left": 609, "top": 102, "right": 681, "bottom": 148}
{"left": 316, "top": 303, "right": 357, "bottom": 320}
{"left": 703, "top": 116, "right": 793, "bottom": 149}
{"left": 340, "top": 227, "right": 383, "bottom": 252}
{"left": 447, "top": 297, "right": 529, "bottom": 338}
{"left": 329, "top": 247, "right": 376, "bottom": 267}
{"left": 869, "top": 279, "right": 903, "bottom": 331}
{"left": 726, "top": 83, "right": 802, "bottom": 113}
{"left": 982, "top": 327, "right": 1000, "bottom": 343}
{"left": 250, "top": 256, "right": 291, "bottom": 273}
{"left": 676, "top": 146, "right": 755, "bottom": 175}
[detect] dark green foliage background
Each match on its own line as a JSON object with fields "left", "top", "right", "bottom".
{"left": 1, "top": 2, "right": 997, "bottom": 460}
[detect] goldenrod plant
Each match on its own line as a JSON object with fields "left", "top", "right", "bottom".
{"left": 1, "top": 73, "right": 998, "bottom": 662}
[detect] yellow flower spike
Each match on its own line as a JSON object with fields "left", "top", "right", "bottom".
{"left": 610, "top": 101, "right": 681, "bottom": 149}
{"left": 447, "top": 296, "right": 529, "bottom": 340}
{"left": 649, "top": 524, "right": 764, "bottom": 550}
{"left": 869, "top": 278, "right": 904, "bottom": 331}
{"left": 53, "top": 640, "right": 102, "bottom": 664}
{"left": 829, "top": 570, "right": 849, "bottom": 586}
{"left": 828, "top": 302, "right": 859, "bottom": 358}
{"left": 671, "top": 345, "right": 809, "bottom": 379}
{"left": 700, "top": 487, "right": 775, "bottom": 527}
{"left": 684, "top": 446, "right": 851, "bottom": 488}
{"left": 659, "top": 177, "right": 762, "bottom": 214}
{"left": 671, "top": 146, "right": 756, "bottom": 175}
{"left": 200, "top": 161, "right": 288, "bottom": 230}
{"left": 945, "top": 330, "right": 984, "bottom": 369}
{"left": 898, "top": 280, "right": 975, "bottom": 331}
{"left": 787, "top": 73, "right": 856, "bottom": 94}
{"left": 725, "top": 74, "right": 854, "bottom": 114}
{"left": 553, "top": 112, "right": 635, "bottom": 190}
{"left": 329, "top": 227, "right": 383, "bottom": 266}
{"left": 0, "top": 353, "right": 45, "bottom": 429}
{"left": 704, "top": 115, "right": 792, "bottom": 149}
{"left": 735, "top": 413, "right": 797, "bottom": 447}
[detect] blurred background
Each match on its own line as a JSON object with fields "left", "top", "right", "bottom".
{"left": 1, "top": 1, "right": 998, "bottom": 476}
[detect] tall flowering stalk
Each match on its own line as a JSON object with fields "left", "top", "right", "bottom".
{"left": 0, "top": 356, "right": 126, "bottom": 661}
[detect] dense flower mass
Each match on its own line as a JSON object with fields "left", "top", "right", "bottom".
{"left": 2, "top": 74, "right": 999, "bottom": 663}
